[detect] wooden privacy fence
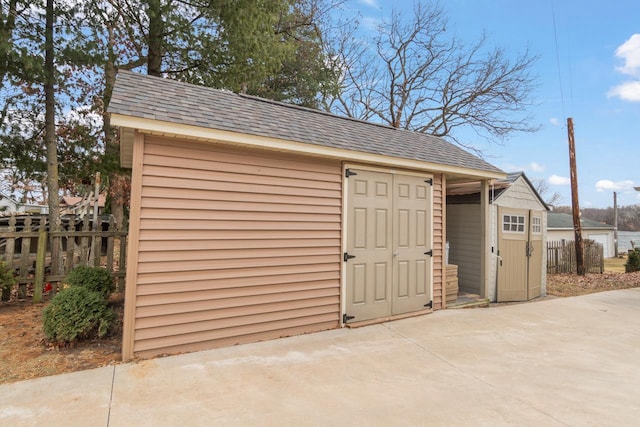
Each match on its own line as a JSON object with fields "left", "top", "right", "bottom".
{"left": 547, "top": 239, "right": 604, "bottom": 274}
{"left": 0, "top": 215, "right": 127, "bottom": 302}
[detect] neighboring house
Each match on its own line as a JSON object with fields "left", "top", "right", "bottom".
{"left": 547, "top": 212, "right": 616, "bottom": 258}
{"left": 446, "top": 172, "right": 548, "bottom": 302}
{"left": 60, "top": 194, "right": 106, "bottom": 216}
{"left": 0, "top": 191, "right": 48, "bottom": 215}
{"left": 109, "top": 70, "right": 506, "bottom": 360}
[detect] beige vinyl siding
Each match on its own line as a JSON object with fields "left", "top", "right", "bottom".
{"left": 496, "top": 177, "right": 543, "bottom": 210}
{"left": 130, "top": 136, "right": 342, "bottom": 358}
{"left": 432, "top": 174, "right": 444, "bottom": 309}
{"left": 446, "top": 204, "right": 482, "bottom": 295}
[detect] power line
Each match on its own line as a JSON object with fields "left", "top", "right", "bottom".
{"left": 551, "top": 0, "right": 566, "bottom": 118}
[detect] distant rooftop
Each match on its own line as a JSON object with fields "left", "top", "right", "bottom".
{"left": 548, "top": 212, "right": 614, "bottom": 230}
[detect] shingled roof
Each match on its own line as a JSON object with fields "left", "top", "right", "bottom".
{"left": 109, "top": 70, "right": 503, "bottom": 175}
{"left": 548, "top": 212, "right": 615, "bottom": 230}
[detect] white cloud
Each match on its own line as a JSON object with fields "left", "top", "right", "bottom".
{"left": 595, "top": 179, "right": 635, "bottom": 192}
{"left": 529, "top": 162, "right": 545, "bottom": 172}
{"left": 500, "top": 162, "right": 545, "bottom": 173}
{"left": 608, "top": 81, "right": 640, "bottom": 101}
{"left": 549, "top": 175, "right": 570, "bottom": 186}
{"left": 549, "top": 117, "right": 560, "bottom": 126}
{"left": 609, "top": 34, "right": 640, "bottom": 102}
{"left": 615, "top": 34, "right": 640, "bottom": 76}
{"left": 359, "top": 0, "right": 378, "bottom": 8}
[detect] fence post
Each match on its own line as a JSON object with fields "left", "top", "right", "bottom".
{"left": 600, "top": 244, "right": 604, "bottom": 273}
{"left": 80, "top": 214, "right": 90, "bottom": 265}
{"left": 106, "top": 217, "right": 115, "bottom": 276}
{"left": 64, "top": 221, "right": 75, "bottom": 275}
{"left": 5, "top": 215, "right": 16, "bottom": 266}
{"left": 18, "top": 217, "right": 32, "bottom": 299}
{"left": 33, "top": 221, "right": 47, "bottom": 303}
{"left": 118, "top": 232, "right": 127, "bottom": 292}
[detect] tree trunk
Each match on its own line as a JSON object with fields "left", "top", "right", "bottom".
{"left": 147, "top": 0, "right": 163, "bottom": 76}
{"left": 45, "top": 0, "right": 60, "bottom": 232}
{"left": 0, "top": 0, "right": 18, "bottom": 86}
{"left": 103, "top": 20, "right": 130, "bottom": 231}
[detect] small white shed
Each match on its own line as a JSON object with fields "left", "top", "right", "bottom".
{"left": 446, "top": 172, "right": 548, "bottom": 302}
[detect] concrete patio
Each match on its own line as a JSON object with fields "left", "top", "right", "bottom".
{"left": 2, "top": 288, "right": 639, "bottom": 426}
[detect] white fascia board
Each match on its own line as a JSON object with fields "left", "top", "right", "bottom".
{"left": 110, "top": 114, "right": 506, "bottom": 181}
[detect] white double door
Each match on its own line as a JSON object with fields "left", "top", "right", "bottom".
{"left": 344, "top": 169, "right": 433, "bottom": 323}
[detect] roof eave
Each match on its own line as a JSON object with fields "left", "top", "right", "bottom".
{"left": 111, "top": 113, "right": 506, "bottom": 181}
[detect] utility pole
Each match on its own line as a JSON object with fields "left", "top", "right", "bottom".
{"left": 614, "top": 191, "right": 619, "bottom": 257}
{"left": 567, "top": 118, "right": 585, "bottom": 275}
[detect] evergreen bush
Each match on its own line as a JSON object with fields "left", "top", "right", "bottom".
{"left": 43, "top": 286, "right": 114, "bottom": 342}
{"left": 0, "top": 261, "right": 15, "bottom": 302}
{"left": 65, "top": 265, "right": 114, "bottom": 298}
{"left": 625, "top": 248, "right": 640, "bottom": 273}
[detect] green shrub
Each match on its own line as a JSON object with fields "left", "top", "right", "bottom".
{"left": 625, "top": 248, "right": 640, "bottom": 273}
{"left": 43, "top": 286, "right": 115, "bottom": 342}
{"left": 0, "top": 261, "right": 15, "bottom": 302}
{"left": 64, "top": 265, "right": 114, "bottom": 298}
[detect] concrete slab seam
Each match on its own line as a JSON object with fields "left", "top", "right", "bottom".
{"left": 106, "top": 366, "right": 116, "bottom": 427}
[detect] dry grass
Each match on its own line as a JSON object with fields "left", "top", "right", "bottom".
{"left": 547, "top": 270, "right": 640, "bottom": 297}
{"left": 604, "top": 256, "right": 627, "bottom": 273}
{"left": 547, "top": 255, "right": 640, "bottom": 297}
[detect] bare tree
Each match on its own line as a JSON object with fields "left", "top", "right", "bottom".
{"left": 327, "top": 1, "right": 539, "bottom": 150}
{"left": 531, "top": 177, "right": 563, "bottom": 207}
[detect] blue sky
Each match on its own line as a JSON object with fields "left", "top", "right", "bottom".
{"left": 345, "top": 0, "right": 640, "bottom": 208}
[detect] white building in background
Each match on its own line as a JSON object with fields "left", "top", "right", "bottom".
{"left": 547, "top": 212, "right": 616, "bottom": 258}
{"left": 0, "top": 191, "right": 48, "bottom": 215}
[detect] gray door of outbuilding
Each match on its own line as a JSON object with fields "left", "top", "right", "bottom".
{"left": 344, "top": 168, "right": 432, "bottom": 323}
{"left": 497, "top": 207, "right": 543, "bottom": 302}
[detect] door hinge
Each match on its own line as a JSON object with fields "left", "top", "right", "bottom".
{"left": 345, "top": 169, "right": 357, "bottom": 178}
{"left": 424, "top": 249, "right": 433, "bottom": 257}
{"left": 424, "top": 301, "right": 433, "bottom": 309}
{"left": 343, "top": 252, "right": 356, "bottom": 262}
{"left": 424, "top": 178, "right": 433, "bottom": 185}
{"left": 343, "top": 314, "right": 355, "bottom": 323}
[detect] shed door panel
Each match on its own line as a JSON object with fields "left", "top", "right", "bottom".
{"left": 497, "top": 208, "right": 543, "bottom": 302}
{"left": 345, "top": 169, "right": 432, "bottom": 322}
{"left": 497, "top": 208, "right": 528, "bottom": 302}
{"left": 346, "top": 170, "right": 393, "bottom": 320}
{"left": 392, "top": 174, "right": 432, "bottom": 314}
{"left": 527, "top": 213, "right": 543, "bottom": 300}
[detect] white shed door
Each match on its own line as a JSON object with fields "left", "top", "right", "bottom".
{"left": 344, "top": 169, "right": 432, "bottom": 323}
{"left": 589, "top": 234, "right": 610, "bottom": 258}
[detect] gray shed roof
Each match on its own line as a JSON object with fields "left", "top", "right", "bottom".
{"left": 109, "top": 71, "right": 503, "bottom": 175}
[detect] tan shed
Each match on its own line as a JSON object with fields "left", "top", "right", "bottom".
{"left": 109, "top": 71, "right": 505, "bottom": 360}
{"left": 446, "top": 172, "right": 548, "bottom": 303}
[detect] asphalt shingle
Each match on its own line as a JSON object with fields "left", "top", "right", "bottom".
{"left": 108, "top": 70, "right": 503, "bottom": 174}
{"left": 548, "top": 212, "right": 614, "bottom": 229}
